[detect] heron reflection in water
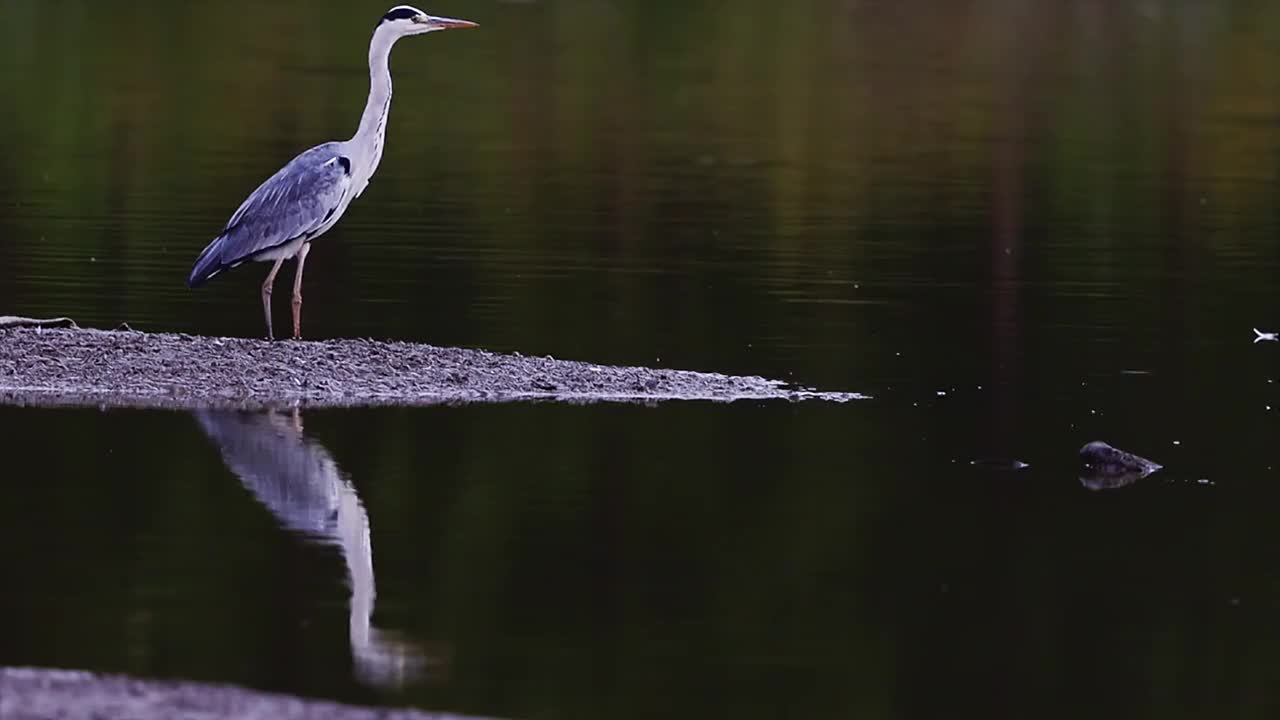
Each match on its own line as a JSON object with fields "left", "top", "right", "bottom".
{"left": 194, "top": 409, "right": 437, "bottom": 687}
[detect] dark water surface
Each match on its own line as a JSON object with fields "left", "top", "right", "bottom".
{"left": 3, "top": 0, "right": 1280, "bottom": 717}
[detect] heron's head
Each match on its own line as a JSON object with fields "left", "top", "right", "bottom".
{"left": 378, "top": 5, "right": 478, "bottom": 36}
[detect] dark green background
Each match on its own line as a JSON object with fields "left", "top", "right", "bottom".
{"left": 2, "top": 1, "right": 1280, "bottom": 717}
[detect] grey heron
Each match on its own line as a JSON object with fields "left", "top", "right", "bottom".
{"left": 186, "top": 6, "right": 477, "bottom": 340}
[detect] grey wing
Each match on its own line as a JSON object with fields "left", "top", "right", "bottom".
{"left": 188, "top": 143, "right": 353, "bottom": 287}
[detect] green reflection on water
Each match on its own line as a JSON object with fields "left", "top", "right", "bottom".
{"left": 3, "top": 1, "right": 1279, "bottom": 384}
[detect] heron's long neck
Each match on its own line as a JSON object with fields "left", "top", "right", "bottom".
{"left": 352, "top": 29, "right": 397, "bottom": 159}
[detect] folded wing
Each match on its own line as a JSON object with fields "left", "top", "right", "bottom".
{"left": 188, "top": 143, "right": 353, "bottom": 287}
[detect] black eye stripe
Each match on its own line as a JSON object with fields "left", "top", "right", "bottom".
{"left": 380, "top": 7, "right": 419, "bottom": 24}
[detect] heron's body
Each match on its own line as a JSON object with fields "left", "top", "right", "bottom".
{"left": 187, "top": 144, "right": 353, "bottom": 285}
{"left": 186, "top": 6, "right": 476, "bottom": 339}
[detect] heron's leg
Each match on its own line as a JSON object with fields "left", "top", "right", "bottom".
{"left": 291, "top": 243, "right": 311, "bottom": 340}
{"left": 261, "top": 257, "right": 285, "bottom": 340}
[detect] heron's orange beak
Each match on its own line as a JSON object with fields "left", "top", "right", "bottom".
{"left": 418, "top": 15, "right": 479, "bottom": 30}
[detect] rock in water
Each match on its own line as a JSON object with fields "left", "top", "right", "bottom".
{"left": 1078, "top": 441, "right": 1163, "bottom": 491}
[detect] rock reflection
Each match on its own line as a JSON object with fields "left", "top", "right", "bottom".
{"left": 1078, "top": 468, "right": 1147, "bottom": 492}
{"left": 194, "top": 409, "right": 434, "bottom": 688}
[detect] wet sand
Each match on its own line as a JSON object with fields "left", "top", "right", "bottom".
{"left": 0, "top": 327, "right": 865, "bottom": 409}
{"left": 0, "top": 667, "right": 487, "bottom": 720}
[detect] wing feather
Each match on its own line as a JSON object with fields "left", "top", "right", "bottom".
{"left": 188, "top": 143, "right": 352, "bottom": 287}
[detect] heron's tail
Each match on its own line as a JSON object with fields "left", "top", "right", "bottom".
{"left": 187, "top": 237, "right": 225, "bottom": 288}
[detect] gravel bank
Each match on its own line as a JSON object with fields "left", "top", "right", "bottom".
{"left": 0, "top": 327, "right": 865, "bottom": 409}
{"left": 0, "top": 667, "right": 487, "bottom": 720}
